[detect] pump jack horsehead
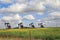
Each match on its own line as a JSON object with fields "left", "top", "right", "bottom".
{"left": 29, "top": 23, "right": 35, "bottom": 28}
{"left": 38, "top": 23, "right": 44, "bottom": 28}
{"left": 5, "top": 23, "right": 11, "bottom": 29}
{"left": 18, "top": 22, "right": 24, "bottom": 28}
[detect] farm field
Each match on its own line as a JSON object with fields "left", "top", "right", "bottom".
{"left": 0, "top": 28, "right": 60, "bottom": 40}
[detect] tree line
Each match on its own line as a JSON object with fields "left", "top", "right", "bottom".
{"left": 5, "top": 22, "right": 44, "bottom": 29}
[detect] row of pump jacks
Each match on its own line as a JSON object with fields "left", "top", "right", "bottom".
{"left": 5, "top": 22, "right": 44, "bottom": 29}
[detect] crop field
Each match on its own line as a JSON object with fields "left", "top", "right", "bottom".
{"left": 0, "top": 28, "right": 60, "bottom": 40}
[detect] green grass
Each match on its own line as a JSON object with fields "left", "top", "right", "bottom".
{"left": 0, "top": 28, "right": 60, "bottom": 40}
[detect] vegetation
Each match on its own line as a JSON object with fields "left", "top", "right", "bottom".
{"left": 0, "top": 28, "right": 60, "bottom": 40}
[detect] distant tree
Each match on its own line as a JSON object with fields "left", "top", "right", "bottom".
{"left": 38, "top": 23, "right": 44, "bottom": 28}
{"left": 5, "top": 23, "right": 11, "bottom": 29}
{"left": 29, "top": 23, "right": 35, "bottom": 28}
{"left": 18, "top": 22, "right": 24, "bottom": 28}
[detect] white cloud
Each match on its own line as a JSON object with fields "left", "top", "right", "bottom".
{"left": 14, "top": 14, "right": 22, "bottom": 20}
{"left": 37, "top": 12, "right": 44, "bottom": 15}
{"left": 2, "top": 16, "right": 12, "bottom": 21}
{"left": 37, "top": 19, "right": 41, "bottom": 22}
{"left": 0, "top": 0, "right": 60, "bottom": 13}
{"left": 0, "top": 0, "right": 28, "bottom": 3}
{"left": 16, "top": 0, "right": 28, "bottom": 3}
{"left": 28, "top": 0, "right": 46, "bottom": 12}
{"left": 50, "top": 12, "right": 60, "bottom": 17}
{"left": 23, "top": 15, "right": 35, "bottom": 20}
{"left": 2, "top": 14, "right": 22, "bottom": 21}
{"left": 36, "top": 2, "right": 45, "bottom": 10}
{"left": 0, "top": 0, "right": 46, "bottom": 13}
{"left": 0, "top": 0, "right": 13, "bottom": 3}
{"left": 7, "top": 3, "right": 26, "bottom": 12}
{"left": 45, "top": 0, "right": 60, "bottom": 10}
{"left": 0, "top": 19, "right": 6, "bottom": 29}
{"left": 9, "top": 3, "right": 28, "bottom": 12}
{"left": 0, "top": 3, "right": 28, "bottom": 13}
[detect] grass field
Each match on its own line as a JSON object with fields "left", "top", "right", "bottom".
{"left": 0, "top": 28, "right": 60, "bottom": 40}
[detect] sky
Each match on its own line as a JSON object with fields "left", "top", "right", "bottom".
{"left": 0, "top": 0, "right": 60, "bottom": 29}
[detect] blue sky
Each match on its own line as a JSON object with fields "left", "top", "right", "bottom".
{"left": 0, "top": 0, "right": 60, "bottom": 29}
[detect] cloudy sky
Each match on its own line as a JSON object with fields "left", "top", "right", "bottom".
{"left": 0, "top": 0, "right": 60, "bottom": 29}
